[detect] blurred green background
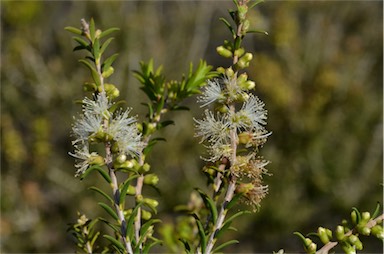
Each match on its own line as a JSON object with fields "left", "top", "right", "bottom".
{"left": 1, "top": 0, "right": 382, "bottom": 253}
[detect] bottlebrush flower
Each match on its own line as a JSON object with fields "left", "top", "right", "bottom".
{"left": 69, "top": 143, "right": 104, "bottom": 177}
{"left": 197, "top": 79, "right": 225, "bottom": 107}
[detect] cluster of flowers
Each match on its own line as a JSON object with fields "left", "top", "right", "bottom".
{"left": 70, "top": 92, "right": 144, "bottom": 176}
{"left": 195, "top": 71, "right": 270, "bottom": 210}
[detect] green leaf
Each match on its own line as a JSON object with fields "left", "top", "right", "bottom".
{"left": 372, "top": 202, "right": 381, "bottom": 218}
{"left": 99, "top": 37, "right": 114, "bottom": 56}
{"left": 80, "top": 165, "right": 106, "bottom": 181}
{"left": 119, "top": 174, "right": 139, "bottom": 205}
{"left": 103, "top": 53, "right": 119, "bottom": 70}
{"left": 249, "top": 0, "right": 264, "bottom": 9}
{"left": 89, "top": 186, "right": 113, "bottom": 204}
{"left": 192, "top": 213, "right": 207, "bottom": 253}
{"left": 213, "top": 239, "right": 239, "bottom": 253}
{"left": 157, "top": 120, "right": 174, "bottom": 130}
{"left": 73, "top": 36, "right": 89, "bottom": 48}
{"left": 79, "top": 59, "right": 101, "bottom": 87}
{"left": 196, "top": 188, "right": 218, "bottom": 224}
{"left": 126, "top": 204, "right": 142, "bottom": 239}
{"left": 99, "top": 217, "right": 120, "bottom": 233}
{"left": 179, "top": 239, "right": 192, "bottom": 254}
{"left": 138, "top": 219, "right": 161, "bottom": 247}
{"left": 219, "top": 18, "right": 235, "bottom": 38}
{"left": 225, "top": 192, "right": 243, "bottom": 210}
{"left": 103, "top": 235, "right": 124, "bottom": 252}
{"left": 65, "top": 26, "right": 83, "bottom": 35}
{"left": 98, "top": 202, "right": 118, "bottom": 221}
{"left": 99, "top": 27, "right": 120, "bottom": 39}
{"left": 142, "top": 239, "right": 162, "bottom": 254}
{"left": 246, "top": 29, "right": 269, "bottom": 35}
{"left": 89, "top": 18, "right": 96, "bottom": 42}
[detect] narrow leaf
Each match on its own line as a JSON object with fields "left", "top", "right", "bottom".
{"left": 98, "top": 202, "right": 118, "bottom": 221}
{"left": 142, "top": 239, "right": 162, "bottom": 254}
{"left": 196, "top": 188, "right": 218, "bottom": 224}
{"left": 89, "top": 18, "right": 96, "bottom": 42}
{"left": 219, "top": 18, "right": 235, "bottom": 37}
{"left": 103, "top": 53, "right": 119, "bottom": 70}
{"left": 94, "top": 166, "right": 111, "bottom": 183}
{"left": 192, "top": 213, "right": 207, "bottom": 253}
{"left": 65, "top": 26, "right": 83, "bottom": 35}
{"left": 103, "top": 235, "right": 124, "bottom": 251}
{"left": 372, "top": 202, "right": 381, "bottom": 218}
{"left": 73, "top": 36, "right": 89, "bottom": 48}
{"left": 249, "top": 0, "right": 264, "bottom": 9}
{"left": 79, "top": 59, "right": 101, "bottom": 87}
{"left": 246, "top": 29, "right": 269, "bottom": 35}
{"left": 179, "top": 239, "right": 192, "bottom": 254}
{"left": 119, "top": 175, "right": 139, "bottom": 205}
{"left": 225, "top": 192, "right": 243, "bottom": 210}
{"left": 89, "top": 186, "right": 113, "bottom": 204}
{"left": 99, "top": 27, "right": 120, "bottom": 39}
{"left": 213, "top": 239, "right": 239, "bottom": 253}
{"left": 80, "top": 165, "right": 103, "bottom": 180}
{"left": 99, "top": 37, "right": 114, "bottom": 56}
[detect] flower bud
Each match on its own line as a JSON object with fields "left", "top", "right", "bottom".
{"left": 144, "top": 174, "right": 159, "bottom": 186}
{"left": 138, "top": 163, "right": 151, "bottom": 173}
{"left": 225, "top": 67, "right": 234, "bottom": 78}
{"left": 136, "top": 194, "right": 144, "bottom": 203}
{"left": 89, "top": 155, "right": 105, "bottom": 166}
{"left": 141, "top": 210, "right": 152, "bottom": 220}
{"left": 238, "top": 132, "right": 252, "bottom": 145}
{"left": 216, "top": 46, "right": 233, "bottom": 58}
{"left": 116, "top": 154, "right": 127, "bottom": 164}
{"left": 104, "top": 83, "right": 120, "bottom": 99}
{"left": 234, "top": 48, "right": 245, "bottom": 58}
{"left": 126, "top": 185, "right": 136, "bottom": 195}
{"left": 83, "top": 82, "right": 97, "bottom": 92}
{"left": 102, "top": 66, "right": 114, "bottom": 78}
{"left": 216, "top": 67, "right": 226, "bottom": 74}
{"left": 237, "top": 73, "right": 248, "bottom": 83}
{"left": 306, "top": 242, "right": 317, "bottom": 254}
{"left": 351, "top": 210, "right": 358, "bottom": 225}
{"left": 341, "top": 242, "right": 356, "bottom": 254}
{"left": 236, "top": 182, "right": 254, "bottom": 194}
{"left": 348, "top": 235, "right": 363, "bottom": 250}
{"left": 124, "top": 209, "right": 133, "bottom": 217}
{"left": 144, "top": 198, "right": 159, "bottom": 209}
{"left": 236, "top": 58, "right": 249, "bottom": 69}
{"left": 242, "top": 53, "right": 253, "bottom": 62}
{"left": 361, "top": 212, "right": 371, "bottom": 223}
{"left": 335, "top": 225, "right": 345, "bottom": 241}
{"left": 357, "top": 224, "right": 371, "bottom": 236}
{"left": 242, "top": 80, "right": 255, "bottom": 90}
{"left": 371, "top": 225, "right": 384, "bottom": 240}
{"left": 318, "top": 227, "right": 330, "bottom": 244}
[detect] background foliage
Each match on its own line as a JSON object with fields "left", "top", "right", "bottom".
{"left": 1, "top": 1, "right": 382, "bottom": 252}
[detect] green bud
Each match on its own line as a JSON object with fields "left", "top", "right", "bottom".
{"left": 89, "top": 155, "right": 105, "bottom": 166}
{"left": 235, "top": 183, "right": 254, "bottom": 194}
{"left": 318, "top": 227, "right": 330, "bottom": 244}
{"left": 357, "top": 224, "right": 371, "bottom": 236}
{"left": 144, "top": 173, "right": 159, "bottom": 185}
{"left": 237, "top": 73, "right": 248, "bottom": 83}
{"left": 102, "top": 66, "right": 114, "bottom": 78}
{"left": 115, "top": 160, "right": 135, "bottom": 170}
{"left": 306, "top": 242, "right": 317, "bottom": 254}
{"left": 124, "top": 209, "right": 133, "bottom": 217}
{"left": 351, "top": 210, "right": 358, "bottom": 225}
{"left": 242, "top": 19, "right": 250, "bottom": 33}
{"left": 136, "top": 194, "right": 144, "bottom": 203}
{"left": 234, "top": 48, "right": 245, "bottom": 57}
{"left": 335, "top": 225, "right": 345, "bottom": 241}
{"left": 126, "top": 185, "right": 136, "bottom": 195}
{"left": 144, "top": 198, "right": 159, "bottom": 209}
{"left": 216, "top": 46, "right": 233, "bottom": 58}
{"left": 236, "top": 58, "right": 249, "bottom": 69}
{"left": 83, "top": 82, "right": 97, "bottom": 92}
{"left": 341, "top": 242, "right": 356, "bottom": 254}
{"left": 104, "top": 83, "right": 120, "bottom": 99}
{"left": 242, "top": 80, "right": 255, "bottom": 90}
{"left": 225, "top": 67, "right": 234, "bottom": 78}
{"left": 138, "top": 163, "right": 151, "bottom": 173}
{"left": 141, "top": 210, "right": 152, "bottom": 220}
{"left": 216, "top": 67, "right": 226, "bottom": 74}
{"left": 217, "top": 105, "right": 229, "bottom": 114}
{"left": 242, "top": 52, "right": 253, "bottom": 62}
{"left": 348, "top": 235, "right": 363, "bottom": 250}
{"left": 361, "top": 212, "right": 371, "bottom": 223}
{"left": 238, "top": 132, "right": 252, "bottom": 145}
{"left": 371, "top": 225, "right": 384, "bottom": 240}
{"left": 116, "top": 154, "right": 127, "bottom": 164}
